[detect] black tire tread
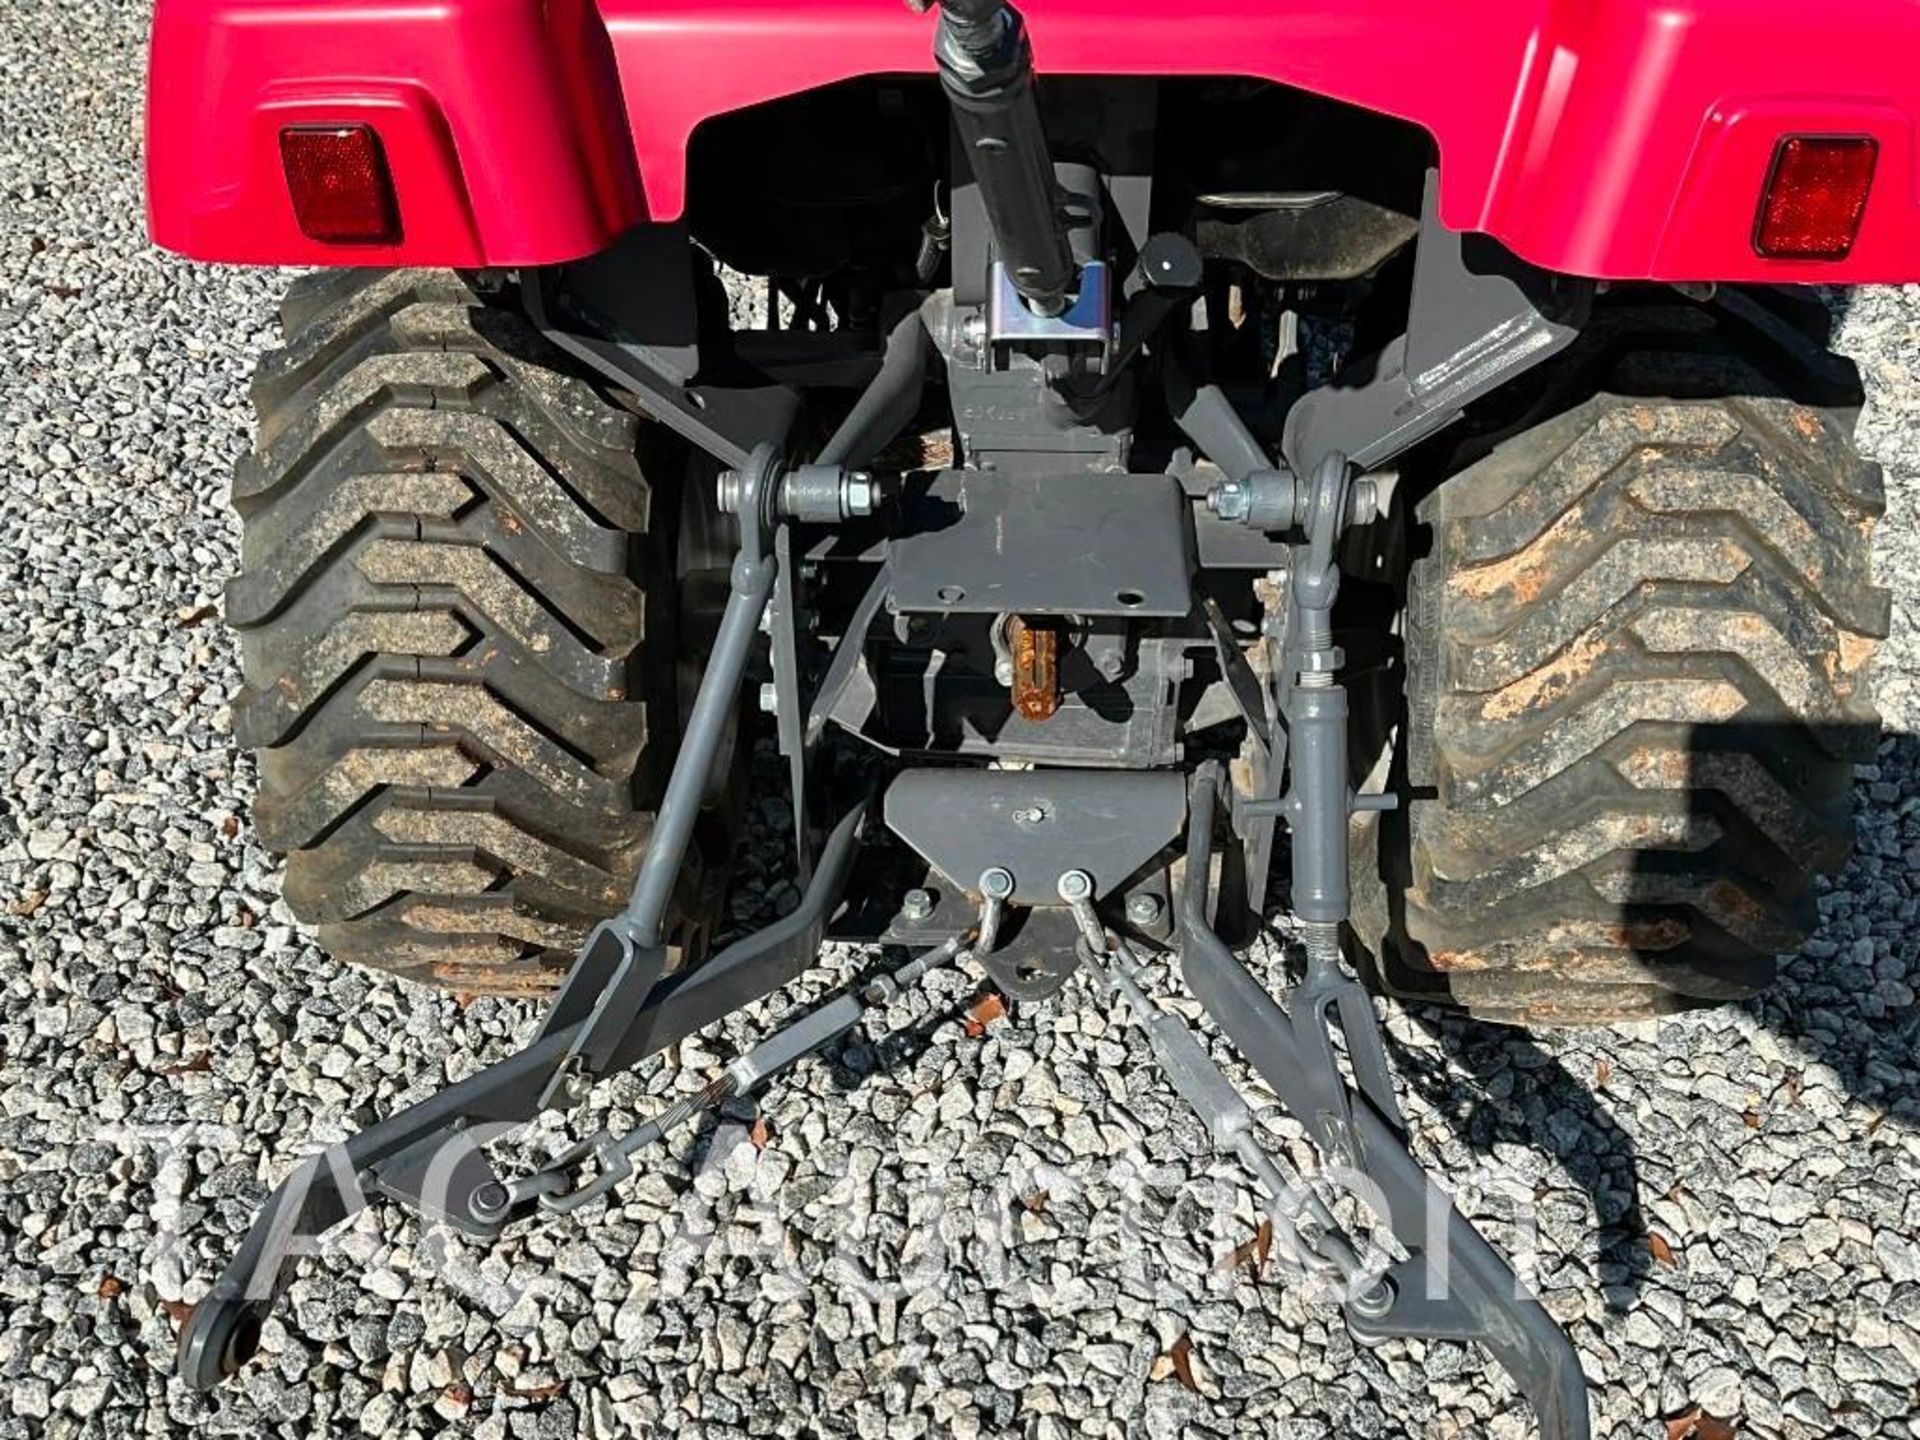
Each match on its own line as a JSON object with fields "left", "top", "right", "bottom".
{"left": 1365, "top": 291, "right": 1889, "bottom": 1024}
{"left": 231, "top": 269, "right": 669, "bottom": 990}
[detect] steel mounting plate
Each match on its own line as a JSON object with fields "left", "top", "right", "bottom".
{"left": 884, "top": 768, "right": 1186, "bottom": 908}
{"left": 890, "top": 470, "right": 1193, "bottom": 618}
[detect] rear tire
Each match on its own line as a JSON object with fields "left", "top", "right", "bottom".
{"left": 1352, "top": 290, "right": 1890, "bottom": 1025}
{"left": 229, "top": 269, "right": 726, "bottom": 994}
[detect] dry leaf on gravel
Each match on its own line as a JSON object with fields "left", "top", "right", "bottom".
{"left": 1151, "top": 1333, "right": 1201, "bottom": 1393}
{"left": 1218, "top": 1218, "right": 1274, "bottom": 1280}
{"left": 963, "top": 992, "right": 1007, "bottom": 1037}
{"left": 1665, "top": 1406, "right": 1737, "bottom": 1439}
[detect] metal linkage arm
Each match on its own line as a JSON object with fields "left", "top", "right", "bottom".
{"left": 540, "top": 447, "right": 789, "bottom": 1102}
{"left": 179, "top": 445, "right": 877, "bottom": 1391}
{"left": 174, "top": 1027, "right": 580, "bottom": 1391}
{"left": 176, "top": 799, "right": 870, "bottom": 1393}
{"left": 1175, "top": 770, "right": 1593, "bottom": 1440}
{"left": 531, "top": 931, "right": 974, "bottom": 1217}
{"left": 1069, "top": 918, "right": 1372, "bottom": 1291}
{"left": 816, "top": 305, "right": 936, "bottom": 470}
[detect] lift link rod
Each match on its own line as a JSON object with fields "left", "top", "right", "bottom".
{"left": 537, "top": 446, "right": 792, "bottom": 1106}
{"left": 1176, "top": 769, "right": 1594, "bottom": 1440}
{"left": 917, "top": 0, "right": 1077, "bottom": 317}
{"left": 178, "top": 413, "right": 912, "bottom": 1390}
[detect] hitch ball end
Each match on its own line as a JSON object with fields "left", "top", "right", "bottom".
{"left": 178, "top": 1295, "right": 268, "bottom": 1391}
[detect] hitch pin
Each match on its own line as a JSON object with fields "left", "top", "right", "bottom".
{"left": 1056, "top": 869, "right": 1106, "bottom": 952}
{"left": 976, "top": 867, "right": 1014, "bottom": 955}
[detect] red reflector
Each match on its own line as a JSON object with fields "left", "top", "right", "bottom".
{"left": 280, "top": 126, "right": 400, "bottom": 245}
{"left": 1755, "top": 136, "right": 1876, "bottom": 260}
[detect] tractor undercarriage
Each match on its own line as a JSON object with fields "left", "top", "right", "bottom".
{"left": 176, "top": 5, "right": 1900, "bottom": 1436}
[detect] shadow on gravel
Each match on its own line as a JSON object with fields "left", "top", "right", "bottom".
{"left": 1743, "top": 731, "right": 1920, "bottom": 1133}
{"left": 1370, "top": 727, "right": 1919, "bottom": 1313}
{"left": 1385, "top": 1009, "right": 1653, "bottom": 1313}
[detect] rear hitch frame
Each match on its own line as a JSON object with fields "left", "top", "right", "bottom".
{"left": 179, "top": 7, "right": 1595, "bottom": 1431}
{"left": 178, "top": 452, "right": 1593, "bottom": 1436}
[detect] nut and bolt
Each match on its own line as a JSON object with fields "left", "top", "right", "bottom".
{"left": 1125, "top": 892, "right": 1163, "bottom": 926}
{"left": 1349, "top": 1275, "right": 1397, "bottom": 1321}
{"left": 758, "top": 682, "right": 780, "bottom": 714}
{"left": 1207, "top": 479, "right": 1251, "bottom": 524}
{"left": 901, "top": 888, "right": 936, "bottom": 922}
{"left": 468, "top": 1181, "right": 512, "bottom": 1223}
{"left": 842, "top": 470, "right": 878, "bottom": 518}
{"left": 716, "top": 469, "right": 743, "bottom": 515}
{"left": 979, "top": 867, "right": 1015, "bottom": 901}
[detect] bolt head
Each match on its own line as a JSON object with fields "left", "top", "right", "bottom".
{"left": 901, "top": 887, "right": 935, "bottom": 922}
{"left": 1055, "top": 870, "right": 1093, "bottom": 904}
{"left": 758, "top": 682, "right": 780, "bottom": 714}
{"left": 469, "top": 1181, "right": 512, "bottom": 1221}
{"left": 1349, "top": 1275, "right": 1396, "bottom": 1321}
{"left": 978, "top": 867, "right": 1015, "bottom": 901}
{"left": 1125, "top": 893, "right": 1163, "bottom": 926}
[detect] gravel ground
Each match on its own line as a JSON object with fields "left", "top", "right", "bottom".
{"left": 4, "top": 5, "right": 1919, "bottom": 1438}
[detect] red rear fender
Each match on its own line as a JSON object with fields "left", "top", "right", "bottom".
{"left": 148, "top": 0, "right": 1920, "bottom": 282}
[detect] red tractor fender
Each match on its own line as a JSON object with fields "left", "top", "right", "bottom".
{"left": 148, "top": 0, "right": 1920, "bottom": 282}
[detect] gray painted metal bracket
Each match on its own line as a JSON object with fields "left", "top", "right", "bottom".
{"left": 1281, "top": 170, "right": 1591, "bottom": 476}
{"left": 890, "top": 470, "right": 1194, "bottom": 617}
{"left": 885, "top": 768, "right": 1186, "bottom": 909}
{"left": 526, "top": 245, "right": 799, "bottom": 471}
